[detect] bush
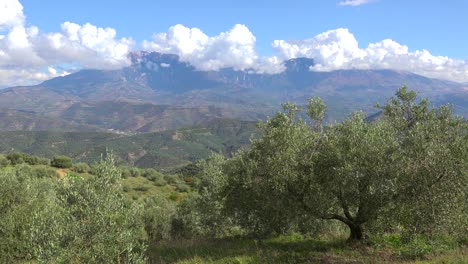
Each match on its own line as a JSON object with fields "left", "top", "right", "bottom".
{"left": 36, "top": 157, "right": 51, "bottom": 166}
{"left": 24, "top": 155, "right": 49, "bottom": 165}
{"left": 164, "top": 174, "right": 181, "bottom": 185}
{"left": 72, "top": 162, "right": 90, "bottom": 173}
{"left": 133, "top": 185, "right": 149, "bottom": 192}
{"left": 129, "top": 167, "right": 141, "bottom": 177}
{"left": 153, "top": 178, "right": 167, "bottom": 187}
{"left": 119, "top": 166, "right": 131, "bottom": 178}
{"left": 142, "top": 196, "right": 176, "bottom": 242}
{"left": 32, "top": 166, "right": 60, "bottom": 178}
{"left": 6, "top": 152, "right": 26, "bottom": 165}
{"left": 143, "top": 168, "right": 158, "bottom": 178}
{"left": 0, "top": 155, "right": 10, "bottom": 168}
{"left": 51, "top": 155, "right": 72, "bottom": 168}
{"left": 176, "top": 183, "right": 190, "bottom": 193}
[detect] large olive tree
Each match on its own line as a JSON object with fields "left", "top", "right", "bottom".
{"left": 210, "top": 87, "right": 467, "bottom": 241}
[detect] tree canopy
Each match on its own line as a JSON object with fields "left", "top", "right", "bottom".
{"left": 199, "top": 87, "right": 468, "bottom": 241}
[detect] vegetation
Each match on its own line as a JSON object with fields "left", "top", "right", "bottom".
{"left": 51, "top": 155, "right": 73, "bottom": 168}
{"left": 0, "top": 119, "right": 257, "bottom": 169}
{"left": 197, "top": 87, "right": 467, "bottom": 242}
{"left": 0, "top": 87, "right": 466, "bottom": 263}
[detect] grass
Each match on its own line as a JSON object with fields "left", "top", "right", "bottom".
{"left": 122, "top": 175, "right": 191, "bottom": 201}
{"left": 148, "top": 235, "right": 468, "bottom": 264}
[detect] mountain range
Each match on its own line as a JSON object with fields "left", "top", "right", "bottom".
{"left": 0, "top": 51, "right": 466, "bottom": 133}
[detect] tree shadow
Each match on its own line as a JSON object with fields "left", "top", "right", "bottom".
{"left": 147, "top": 237, "right": 361, "bottom": 264}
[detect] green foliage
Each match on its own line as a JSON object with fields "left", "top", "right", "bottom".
{"left": 203, "top": 87, "right": 467, "bottom": 241}
{"left": 307, "top": 96, "right": 327, "bottom": 131}
{"left": 153, "top": 178, "right": 168, "bottom": 187}
{"left": 0, "top": 154, "right": 10, "bottom": 168}
{"left": 51, "top": 155, "right": 73, "bottom": 168}
{"left": 164, "top": 174, "right": 182, "bottom": 184}
{"left": 142, "top": 195, "right": 176, "bottom": 242}
{"left": 6, "top": 152, "right": 26, "bottom": 165}
{"left": 0, "top": 119, "right": 258, "bottom": 169}
{"left": 72, "top": 162, "right": 90, "bottom": 173}
{"left": 4, "top": 152, "right": 50, "bottom": 167}
{"left": 176, "top": 183, "right": 190, "bottom": 193}
{"left": 32, "top": 165, "right": 60, "bottom": 178}
{"left": 0, "top": 153, "right": 147, "bottom": 263}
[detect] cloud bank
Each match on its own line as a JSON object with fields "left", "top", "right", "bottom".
{"left": 272, "top": 28, "right": 468, "bottom": 82}
{"left": 144, "top": 26, "right": 468, "bottom": 83}
{"left": 1, "top": 0, "right": 468, "bottom": 87}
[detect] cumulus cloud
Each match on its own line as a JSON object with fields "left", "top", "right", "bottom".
{"left": 0, "top": 0, "right": 133, "bottom": 87}
{"left": 272, "top": 28, "right": 468, "bottom": 83}
{"left": 0, "top": 0, "right": 25, "bottom": 30}
{"left": 338, "top": 0, "right": 376, "bottom": 6}
{"left": 142, "top": 24, "right": 282, "bottom": 73}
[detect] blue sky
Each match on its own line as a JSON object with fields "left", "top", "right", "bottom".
{"left": 1, "top": 0, "right": 467, "bottom": 86}
{"left": 19, "top": 0, "right": 467, "bottom": 58}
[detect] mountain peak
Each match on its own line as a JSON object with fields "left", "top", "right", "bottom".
{"left": 284, "top": 57, "right": 315, "bottom": 72}
{"left": 128, "top": 51, "right": 187, "bottom": 69}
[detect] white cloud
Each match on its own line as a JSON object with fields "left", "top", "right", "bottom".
{"left": 272, "top": 28, "right": 468, "bottom": 83}
{"left": 142, "top": 24, "right": 281, "bottom": 73}
{"left": 338, "top": 0, "right": 376, "bottom": 6}
{"left": 0, "top": 0, "right": 133, "bottom": 87}
{"left": 37, "top": 22, "right": 134, "bottom": 69}
{"left": 0, "top": 0, "right": 25, "bottom": 30}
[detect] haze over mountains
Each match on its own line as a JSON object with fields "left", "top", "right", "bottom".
{"left": 0, "top": 51, "right": 466, "bottom": 133}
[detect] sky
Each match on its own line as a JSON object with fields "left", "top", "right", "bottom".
{"left": 1, "top": 0, "right": 467, "bottom": 87}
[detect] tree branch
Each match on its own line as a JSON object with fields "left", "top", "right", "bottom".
{"left": 337, "top": 192, "right": 354, "bottom": 221}
{"left": 321, "top": 213, "right": 354, "bottom": 226}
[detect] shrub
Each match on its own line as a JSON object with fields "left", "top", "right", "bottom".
{"left": 24, "top": 155, "right": 49, "bottom": 165}
{"left": 153, "top": 178, "right": 167, "bottom": 187}
{"left": 119, "top": 166, "right": 131, "bottom": 178}
{"left": 164, "top": 174, "right": 181, "bottom": 185}
{"left": 0, "top": 155, "right": 10, "bottom": 168}
{"left": 72, "top": 162, "right": 90, "bottom": 173}
{"left": 176, "top": 183, "right": 190, "bottom": 193}
{"left": 143, "top": 168, "right": 158, "bottom": 178}
{"left": 32, "top": 166, "right": 60, "bottom": 178}
{"left": 142, "top": 195, "right": 176, "bottom": 242}
{"left": 133, "top": 185, "right": 150, "bottom": 192}
{"left": 6, "top": 152, "right": 26, "bottom": 165}
{"left": 36, "top": 157, "right": 51, "bottom": 166}
{"left": 51, "top": 155, "right": 72, "bottom": 168}
{"left": 129, "top": 167, "right": 141, "bottom": 177}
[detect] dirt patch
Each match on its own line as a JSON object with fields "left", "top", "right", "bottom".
{"left": 56, "top": 168, "right": 68, "bottom": 178}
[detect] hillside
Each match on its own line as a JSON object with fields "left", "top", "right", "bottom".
{"left": 0, "top": 119, "right": 258, "bottom": 169}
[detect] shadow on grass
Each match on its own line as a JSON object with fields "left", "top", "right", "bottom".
{"left": 148, "top": 236, "right": 366, "bottom": 264}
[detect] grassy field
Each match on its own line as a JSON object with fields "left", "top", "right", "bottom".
{"left": 149, "top": 235, "right": 467, "bottom": 264}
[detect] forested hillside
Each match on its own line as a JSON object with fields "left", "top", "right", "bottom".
{"left": 0, "top": 119, "right": 257, "bottom": 169}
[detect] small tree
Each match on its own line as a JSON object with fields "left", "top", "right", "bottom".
{"left": 6, "top": 152, "right": 26, "bottom": 165}
{"left": 51, "top": 155, "right": 72, "bottom": 168}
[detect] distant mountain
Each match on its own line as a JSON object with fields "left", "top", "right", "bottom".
{"left": 0, "top": 51, "right": 466, "bottom": 133}
{"left": 0, "top": 119, "right": 257, "bottom": 169}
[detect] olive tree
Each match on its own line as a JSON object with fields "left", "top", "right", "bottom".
{"left": 214, "top": 87, "right": 467, "bottom": 241}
